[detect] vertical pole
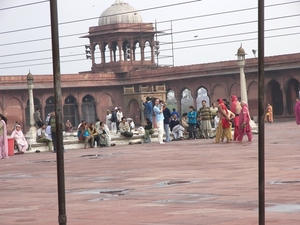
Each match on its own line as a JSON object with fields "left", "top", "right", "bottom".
{"left": 170, "top": 20, "right": 175, "bottom": 67}
{"left": 49, "top": 1, "right": 67, "bottom": 225}
{"left": 239, "top": 65, "right": 248, "bottom": 104}
{"left": 258, "top": 0, "right": 265, "bottom": 225}
{"left": 155, "top": 20, "right": 159, "bottom": 67}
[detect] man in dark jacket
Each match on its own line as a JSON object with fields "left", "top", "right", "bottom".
{"left": 162, "top": 101, "right": 171, "bottom": 142}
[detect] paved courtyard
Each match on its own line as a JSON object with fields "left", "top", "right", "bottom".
{"left": 0, "top": 120, "right": 300, "bottom": 225}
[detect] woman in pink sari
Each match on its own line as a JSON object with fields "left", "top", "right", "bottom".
{"left": 238, "top": 101, "right": 252, "bottom": 142}
{"left": 11, "top": 124, "right": 28, "bottom": 154}
{"left": 0, "top": 114, "right": 9, "bottom": 159}
{"left": 294, "top": 97, "right": 300, "bottom": 124}
{"left": 230, "top": 95, "right": 241, "bottom": 141}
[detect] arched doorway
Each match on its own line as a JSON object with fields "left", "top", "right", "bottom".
{"left": 63, "top": 95, "right": 79, "bottom": 127}
{"left": 45, "top": 96, "right": 55, "bottom": 119}
{"left": 286, "top": 78, "right": 299, "bottom": 115}
{"left": 6, "top": 98, "right": 23, "bottom": 131}
{"left": 128, "top": 99, "right": 140, "bottom": 126}
{"left": 166, "top": 90, "right": 177, "bottom": 112}
{"left": 82, "top": 95, "right": 96, "bottom": 123}
{"left": 25, "top": 97, "right": 41, "bottom": 127}
{"left": 266, "top": 80, "right": 283, "bottom": 115}
{"left": 212, "top": 84, "right": 225, "bottom": 103}
{"left": 196, "top": 87, "right": 210, "bottom": 110}
{"left": 112, "top": 41, "right": 120, "bottom": 62}
{"left": 133, "top": 41, "right": 141, "bottom": 61}
{"left": 248, "top": 82, "right": 258, "bottom": 117}
{"left": 181, "top": 88, "right": 193, "bottom": 114}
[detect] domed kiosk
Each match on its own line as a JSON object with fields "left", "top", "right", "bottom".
{"left": 82, "top": 0, "right": 157, "bottom": 74}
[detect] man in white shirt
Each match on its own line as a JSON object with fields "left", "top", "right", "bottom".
{"left": 36, "top": 123, "right": 53, "bottom": 151}
{"left": 116, "top": 107, "right": 123, "bottom": 134}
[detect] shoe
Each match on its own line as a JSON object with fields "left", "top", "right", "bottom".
{"left": 111, "top": 143, "right": 116, "bottom": 146}
{"left": 159, "top": 142, "right": 165, "bottom": 144}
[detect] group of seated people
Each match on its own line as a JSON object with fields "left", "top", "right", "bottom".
{"left": 77, "top": 120, "right": 115, "bottom": 148}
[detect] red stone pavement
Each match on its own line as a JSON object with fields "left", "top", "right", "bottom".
{"left": 0, "top": 120, "right": 300, "bottom": 225}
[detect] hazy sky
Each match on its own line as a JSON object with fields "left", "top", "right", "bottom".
{"left": 0, "top": 0, "right": 299, "bottom": 75}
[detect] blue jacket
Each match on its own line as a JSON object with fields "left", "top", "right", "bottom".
{"left": 187, "top": 111, "right": 197, "bottom": 124}
{"left": 143, "top": 101, "right": 153, "bottom": 116}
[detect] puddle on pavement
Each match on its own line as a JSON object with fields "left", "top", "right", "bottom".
{"left": 72, "top": 188, "right": 130, "bottom": 196}
{"left": 80, "top": 154, "right": 102, "bottom": 159}
{"left": 0, "top": 173, "right": 33, "bottom": 178}
{"left": 30, "top": 160, "right": 56, "bottom": 164}
{"left": 154, "top": 180, "right": 203, "bottom": 188}
{"left": 270, "top": 180, "right": 300, "bottom": 184}
{"left": 265, "top": 204, "right": 300, "bottom": 213}
{"left": 155, "top": 194, "right": 217, "bottom": 204}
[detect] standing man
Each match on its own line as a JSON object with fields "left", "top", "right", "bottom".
{"left": 162, "top": 101, "right": 171, "bottom": 142}
{"left": 116, "top": 107, "right": 123, "bottom": 134}
{"left": 198, "top": 100, "right": 213, "bottom": 139}
{"left": 210, "top": 103, "right": 218, "bottom": 128}
{"left": 34, "top": 107, "right": 43, "bottom": 127}
{"left": 110, "top": 108, "right": 117, "bottom": 134}
{"left": 48, "top": 111, "right": 64, "bottom": 153}
{"left": 142, "top": 96, "right": 153, "bottom": 122}
{"left": 105, "top": 110, "right": 112, "bottom": 129}
{"left": 153, "top": 98, "right": 165, "bottom": 144}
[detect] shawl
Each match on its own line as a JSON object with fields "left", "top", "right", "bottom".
{"left": 11, "top": 128, "right": 27, "bottom": 146}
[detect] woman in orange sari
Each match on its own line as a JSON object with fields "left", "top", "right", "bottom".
{"left": 265, "top": 103, "right": 273, "bottom": 124}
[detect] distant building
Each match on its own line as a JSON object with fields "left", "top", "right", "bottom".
{"left": 1, "top": 0, "right": 299, "bottom": 132}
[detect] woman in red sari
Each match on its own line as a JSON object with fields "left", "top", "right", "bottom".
{"left": 238, "top": 101, "right": 252, "bottom": 142}
{"left": 230, "top": 95, "right": 241, "bottom": 141}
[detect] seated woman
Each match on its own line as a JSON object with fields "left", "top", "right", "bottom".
{"left": 144, "top": 118, "right": 154, "bottom": 143}
{"left": 11, "top": 124, "right": 28, "bottom": 154}
{"left": 98, "top": 122, "right": 111, "bottom": 147}
{"left": 65, "top": 120, "right": 73, "bottom": 132}
{"left": 88, "top": 123, "right": 99, "bottom": 147}
{"left": 83, "top": 123, "right": 94, "bottom": 148}
{"left": 77, "top": 122, "right": 86, "bottom": 142}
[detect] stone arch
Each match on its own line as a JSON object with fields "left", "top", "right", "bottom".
{"left": 212, "top": 84, "right": 226, "bottom": 103}
{"left": 128, "top": 99, "right": 140, "bottom": 126}
{"left": 196, "top": 87, "right": 210, "bottom": 110}
{"left": 81, "top": 94, "right": 96, "bottom": 124}
{"left": 133, "top": 40, "right": 141, "bottom": 61}
{"left": 248, "top": 81, "right": 258, "bottom": 117}
{"left": 286, "top": 78, "right": 299, "bottom": 115}
{"left": 103, "top": 42, "right": 109, "bottom": 63}
{"left": 98, "top": 93, "right": 114, "bottom": 122}
{"left": 181, "top": 88, "right": 193, "bottom": 114}
{"left": 25, "top": 97, "right": 41, "bottom": 127}
{"left": 44, "top": 96, "right": 55, "bottom": 119}
{"left": 111, "top": 41, "right": 120, "bottom": 62}
{"left": 144, "top": 40, "right": 151, "bottom": 61}
{"left": 230, "top": 82, "right": 241, "bottom": 100}
{"left": 166, "top": 90, "right": 177, "bottom": 112}
{"left": 266, "top": 80, "right": 283, "bottom": 116}
{"left": 6, "top": 97, "right": 23, "bottom": 131}
{"left": 63, "top": 95, "right": 79, "bottom": 126}
{"left": 122, "top": 40, "right": 131, "bottom": 61}
{"left": 94, "top": 44, "right": 101, "bottom": 64}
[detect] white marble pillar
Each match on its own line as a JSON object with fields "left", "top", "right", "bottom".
{"left": 25, "top": 72, "right": 37, "bottom": 148}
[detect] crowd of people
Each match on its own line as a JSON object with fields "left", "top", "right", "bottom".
{"left": 2, "top": 96, "right": 300, "bottom": 158}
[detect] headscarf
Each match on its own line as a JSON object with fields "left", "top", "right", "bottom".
{"left": 241, "top": 101, "right": 251, "bottom": 121}
{"left": 218, "top": 99, "right": 228, "bottom": 114}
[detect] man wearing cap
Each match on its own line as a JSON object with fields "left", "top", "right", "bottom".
{"left": 36, "top": 123, "right": 53, "bottom": 151}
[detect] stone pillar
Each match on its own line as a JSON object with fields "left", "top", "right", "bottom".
{"left": 239, "top": 63, "right": 248, "bottom": 104}
{"left": 281, "top": 86, "right": 288, "bottom": 116}
{"left": 176, "top": 98, "right": 181, "bottom": 117}
{"left": 25, "top": 72, "right": 37, "bottom": 149}
{"left": 78, "top": 103, "right": 82, "bottom": 122}
{"left": 118, "top": 41, "right": 123, "bottom": 62}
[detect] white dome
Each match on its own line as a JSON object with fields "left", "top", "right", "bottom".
{"left": 98, "top": 0, "right": 143, "bottom": 26}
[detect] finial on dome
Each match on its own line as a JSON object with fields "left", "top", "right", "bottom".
{"left": 114, "top": 0, "right": 125, "bottom": 4}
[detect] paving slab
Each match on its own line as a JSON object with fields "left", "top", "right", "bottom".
{"left": 0, "top": 120, "right": 300, "bottom": 225}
